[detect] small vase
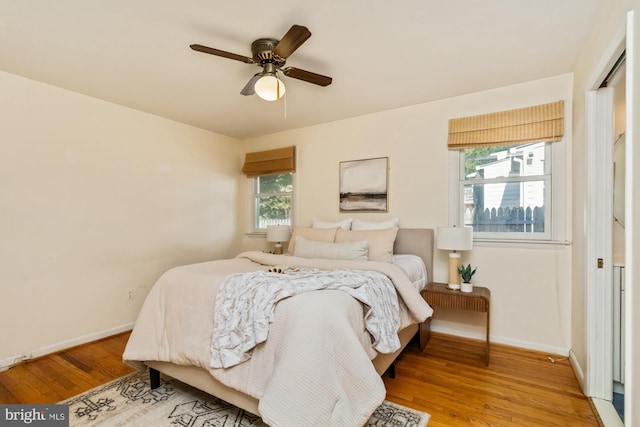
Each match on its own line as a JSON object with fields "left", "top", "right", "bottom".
{"left": 461, "top": 282, "right": 473, "bottom": 293}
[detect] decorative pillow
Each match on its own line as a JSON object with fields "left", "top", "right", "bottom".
{"left": 293, "top": 237, "right": 368, "bottom": 261}
{"left": 335, "top": 227, "right": 399, "bottom": 263}
{"left": 286, "top": 227, "right": 339, "bottom": 255}
{"left": 312, "top": 217, "right": 353, "bottom": 230}
{"left": 351, "top": 217, "right": 400, "bottom": 230}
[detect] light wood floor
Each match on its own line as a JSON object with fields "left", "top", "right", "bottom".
{"left": 0, "top": 333, "right": 136, "bottom": 404}
{"left": 386, "top": 333, "right": 601, "bottom": 426}
{"left": 0, "top": 331, "right": 601, "bottom": 426}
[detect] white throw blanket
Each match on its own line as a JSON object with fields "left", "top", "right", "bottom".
{"left": 123, "top": 252, "right": 433, "bottom": 427}
{"left": 211, "top": 268, "right": 400, "bottom": 368}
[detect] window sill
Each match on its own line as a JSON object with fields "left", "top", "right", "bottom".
{"left": 472, "top": 239, "right": 571, "bottom": 249}
{"left": 245, "top": 232, "right": 267, "bottom": 238}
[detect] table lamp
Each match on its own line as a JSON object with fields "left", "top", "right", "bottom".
{"left": 266, "top": 225, "right": 291, "bottom": 254}
{"left": 436, "top": 226, "right": 473, "bottom": 290}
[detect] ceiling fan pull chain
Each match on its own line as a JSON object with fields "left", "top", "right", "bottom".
{"left": 284, "top": 88, "right": 288, "bottom": 119}
{"left": 277, "top": 75, "right": 281, "bottom": 101}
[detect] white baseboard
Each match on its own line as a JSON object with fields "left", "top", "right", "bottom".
{"left": 569, "top": 349, "right": 585, "bottom": 391}
{"left": 0, "top": 354, "right": 29, "bottom": 372}
{"left": 570, "top": 352, "right": 625, "bottom": 427}
{"left": 0, "top": 323, "right": 134, "bottom": 372}
{"left": 430, "top": 324, "right": 570, "bottom": 356}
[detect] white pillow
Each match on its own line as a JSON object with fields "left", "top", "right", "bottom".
{"left": 286, "top": 227, "right": 339, "bottom": 255}
{"left": 352, "top": 217, "right": 400, "bottom": 230}
{"left": 294, "top": 236, "right": 368, "bottom": 261}
{"left": 335, "top": 227, "right": 399, "bottom": 263}
{"left": 312, "top": 217, "right": 353, "bottom": 230}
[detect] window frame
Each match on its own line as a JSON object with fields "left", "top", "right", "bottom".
{"left": 249, "top": 172, "right": 294, "bottom": 234}
{"left": 448, "top": 139, "right": 568, "bottom": 244}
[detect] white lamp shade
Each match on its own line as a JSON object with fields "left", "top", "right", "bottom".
{"left": 266, "top": 225, "right": 291, "bottom": 243}
{"left": 254, "top": 75, "right": 286, "bottom": 101}
{"left": 436, "top": 226, "right": 473, "bottom": 251}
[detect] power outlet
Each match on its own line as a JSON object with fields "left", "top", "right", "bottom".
{"left": 127, "top": 288, "right": 135, "bottom": 300}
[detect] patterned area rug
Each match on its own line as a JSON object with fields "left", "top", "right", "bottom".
{"left": 62, "top": 370, "right": 430, "bottom": 426}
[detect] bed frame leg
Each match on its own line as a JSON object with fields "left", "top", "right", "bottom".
{"left": 149, "top": 367, "right": 160, "bottom": 389}
{"left": 387, "top": 362, "right": 396, "bottom": 379}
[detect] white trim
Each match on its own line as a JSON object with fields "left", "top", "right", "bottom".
{"left": 570, "top": 351, "right": 624, "bottom": 427}
{"left": 472, "top": 239, "right": 571, "bottom": 248}
{"left": 430, "top": 324, "right": 569, "bottom": 356}
{"left": 551, "top": 115, "right": 569, "bottom": 243}
{"left": 0, "top": 323, "right": 134, "bottom": 372}
{"left": 584, "top": 20, "right": 627, "bottom": 400}
{"left": 624, "top": 9, "right": 637, "bottom": 425}
{"left": 586, "top": 26, "right": 627, "bottom": 91}
{"left": 447, "top": 150, "right": 460, "bottom": 226}
{"left": 569, "top": 349, "right": 585, "bottom": 390}
{"left": 0, "top": 354, "right": 30, "bottom": 373}
{"left": 570, "top": 349, "right": 624, "bottom": 427}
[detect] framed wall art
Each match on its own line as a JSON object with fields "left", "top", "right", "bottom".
{"left": 339, "top": 157, "right": 388, "bottom": 212}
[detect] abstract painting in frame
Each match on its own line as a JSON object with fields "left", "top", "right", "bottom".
{"left": 339, "top": 157, "right": 388, "bottom": 212}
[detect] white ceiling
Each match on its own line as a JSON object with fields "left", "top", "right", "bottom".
{"left": 0, "top": 1, "right": 608, "bottom": 139}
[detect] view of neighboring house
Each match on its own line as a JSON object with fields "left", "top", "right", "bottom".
{"left": 464, "top": 142, "right": 546, "bottom": 233}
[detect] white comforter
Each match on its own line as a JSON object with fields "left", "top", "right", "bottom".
{"left": 211, "top": 268, "right": 400, "bottom": 368}
{"left": 123, "top": 251, "right": 433, "bottom": 427}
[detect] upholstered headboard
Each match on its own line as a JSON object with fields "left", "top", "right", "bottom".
{"left": 394, "top": 228, "right": 434, "bottom": 283}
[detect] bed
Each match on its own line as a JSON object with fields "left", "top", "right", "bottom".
{"left": 123, "top": 227, "right": 434, "bottom": 426}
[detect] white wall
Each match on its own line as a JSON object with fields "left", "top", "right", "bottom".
{"left": 0, "top": 71, "right": 241, "bottom": 366}
{"left": 240, "top": 73, "right": 573, "bottom": 354}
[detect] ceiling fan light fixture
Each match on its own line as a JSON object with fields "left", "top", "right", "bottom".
{"left": 254, "top": 75, "right": 286, "bottom": 101}
{"left": 191, "top": 25, "right": 331, "bottom": 101}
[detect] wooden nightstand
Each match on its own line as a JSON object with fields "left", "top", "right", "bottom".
{"left": 421, "top": 282, "right": 491, "bottom": 365}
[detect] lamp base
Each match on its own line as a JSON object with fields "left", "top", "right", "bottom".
{"left": 448, "top": 252, "right": 461, "bottom": 290}
{"left": 273, "top": 243, "right": 283, "bottom": 255}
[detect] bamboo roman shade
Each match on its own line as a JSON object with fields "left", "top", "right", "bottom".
{"left": 448, "top": 101, "right": 564, "bottom": 149}
{"left": 242, "top": 146, "right": 296, "bottom": 177}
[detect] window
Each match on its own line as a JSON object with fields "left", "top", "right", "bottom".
{"left": 447, "top": 101, "right": 566, "bottom": 243}
{"left": 241, "top": 146, "right": 296, "bottom": 234}
{"left": 459, "top": 142, "right": 551, "bottom": 240}
{"left": 251, "top": 173, "right": 293, "bottom": 232}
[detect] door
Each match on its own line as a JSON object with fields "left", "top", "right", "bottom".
{"left": 586, "top": 9, "right": 639, "bottom": 426}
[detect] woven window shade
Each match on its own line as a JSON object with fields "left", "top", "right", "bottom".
{"left": 448, "top": 101, "right": 564, "bottom": 149}
{"left": 242, "top": 146, "right": 296, "bottom": 177}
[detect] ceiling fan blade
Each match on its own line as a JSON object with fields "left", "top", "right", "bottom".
{"left": 190, "top": 44, "right": 254, "bottom": 64}
{"left": 283, "top": 67, "right": 332, "bottom": 87}
{"left": 273, "top": 25, "right": 312, "bottom": 59}
{"left": 240, "top": 73, "right": 262, "bottom": 96}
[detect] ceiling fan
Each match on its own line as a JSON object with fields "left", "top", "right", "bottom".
{"left": 190, "top": 25, "right": 332, "bottom": 101}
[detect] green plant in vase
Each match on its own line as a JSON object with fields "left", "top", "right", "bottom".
{"left": 458, "top": 264, "right": 477, "bottom": 283}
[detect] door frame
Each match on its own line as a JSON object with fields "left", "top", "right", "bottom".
{"left": 584, "top": 22, "right": 626, "bottom": 400}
